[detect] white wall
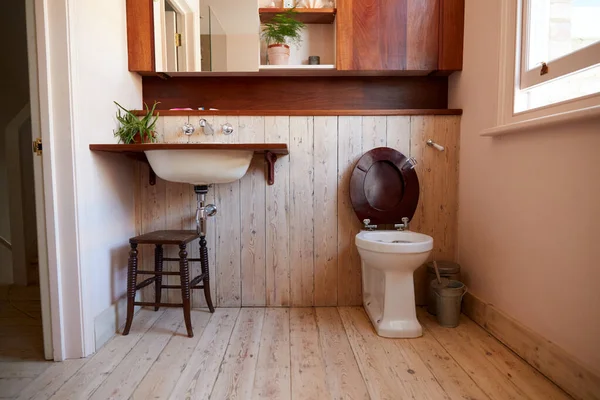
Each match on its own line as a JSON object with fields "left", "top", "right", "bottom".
{"left": 451, "top": 0, "right": 600, "bottom": 372}
{"left": 203, "top": 0, "right": 260, "bottom": 71}
{"left": 68, "top": 0, "right": 141, "bottom": 351}
{"left": 0, "top": 1, "right": 32, "bottom": 284}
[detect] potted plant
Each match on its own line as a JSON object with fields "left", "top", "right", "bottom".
{"left": 261, "top": 9, "right": 306, "bottom": 65}
{"left": 113, "top": 101, "right": 159, "bottom": 144}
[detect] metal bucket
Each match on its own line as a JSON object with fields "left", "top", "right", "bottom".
{"left": 426, "top": 261, "right": 461, "bottom": 315}
{"left": 431, "top": 280, "right": 467, "bottom": 328}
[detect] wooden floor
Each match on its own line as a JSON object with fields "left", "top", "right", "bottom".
{"left": 2, "top": 305, "right": 571, "bottom": 400}
{"left": 0, "top": 285, "right": 47, "bottom": 398}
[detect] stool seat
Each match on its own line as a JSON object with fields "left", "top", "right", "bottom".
{"left": 123, "top": 229, "right": 215, "bottom": 338}
{"left": 130, "top": 230, "right": 199, "bottom": 245}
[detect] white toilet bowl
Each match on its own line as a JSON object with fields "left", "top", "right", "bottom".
{"left": 356, "top": 230, "right": 433, "bottom": 338}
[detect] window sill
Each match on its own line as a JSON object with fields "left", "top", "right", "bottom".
{"left": 480, "top": 105, "right": 600, "bottom": 137}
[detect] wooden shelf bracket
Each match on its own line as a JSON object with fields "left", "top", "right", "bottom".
{"left": 265, "top": 151, "right": 278, "bottom": 185}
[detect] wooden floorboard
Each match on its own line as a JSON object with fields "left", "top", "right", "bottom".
{"left": 130, "top": 309, "right": 212, "bottom": 400}
{"left": 289, "top": 308, "right": 329, "bottom": 399}
{"left": 252, "top": 308, "right": 291, "bottom": 400}
{"left": 3, "top": 306, "right": 573, "bottom": 400}
{"left": 315, "top": 308, "right": 369, "bottom": 399}
{"left": 210, "top": 308, "right": 265, "bottom": 399}
{"left": 88, "top": 309, "right": 183, "bottom": 400}
{"left": 168, "top": 308, "right": 240, "bottom": 399}
{"left": 418, "top": 308, "right": 572, "bottom": 400}
{"left": 48, "top": 309, "right": 164, "bottom": 400}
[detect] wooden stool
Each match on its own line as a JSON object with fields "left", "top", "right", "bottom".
{"left": 122, "top": 230, "right": 215, "bottom": 337}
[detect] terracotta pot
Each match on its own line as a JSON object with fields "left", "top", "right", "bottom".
{"left": 132, "top": 132, "right": 156, "bottom": 144}
{"left": 267, "top": 44, "right": 290, "bottom": 65}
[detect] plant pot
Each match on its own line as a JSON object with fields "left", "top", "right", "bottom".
{"left": 132, "top": 132, "right": 156, "bottom": 144}
{"left": 267, "top": 44, "right": 290, "bottom": 65}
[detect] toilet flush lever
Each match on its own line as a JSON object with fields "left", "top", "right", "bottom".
{"left": 426, "top": 139, "right": 445, "bottom": 152}
{"left": 363, "top": 219, "right": 377, "bottom": 231}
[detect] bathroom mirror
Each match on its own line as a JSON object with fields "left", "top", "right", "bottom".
{"left": 153, "top": 0, "right": 260, "bottom": 72}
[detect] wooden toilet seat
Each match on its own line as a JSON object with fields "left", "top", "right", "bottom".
{"left": 350, "top": 147, "right": 419, "bottom": 226}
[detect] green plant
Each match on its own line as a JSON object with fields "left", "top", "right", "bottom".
{"left": 114, "top": 101, "right": 159, "bottom": 144}
{"left": 261, "top": 9, "right": 306, "bottom": 48}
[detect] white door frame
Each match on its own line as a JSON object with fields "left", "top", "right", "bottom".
{"left": 153, "top": 0, "right": 201, "bottom": 72}
{"left": 26, "top": 0, "right": 89, "bottom": 361}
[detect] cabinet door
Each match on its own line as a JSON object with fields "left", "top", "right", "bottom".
{"left": 336, "top": 0, "right": 439, "bottom": 71}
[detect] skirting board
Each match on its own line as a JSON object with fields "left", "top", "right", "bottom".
{"left": 94, "top": 295, "right": 141, "bottom": 352}
{"left": 463, "top": 292, "right": 600, "bottom": 400}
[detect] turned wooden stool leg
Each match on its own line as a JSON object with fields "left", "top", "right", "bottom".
{"left": 123, "top": 243, "right": 138, "bottom": 335}
{"left": 179, "top": 243, "right": 194, "bottom": 337}
{"left": 199, "top": 236, "right": 215, "bottom": 313}
{"left": 154, "top": 245, "right": 163, "bottom": 311}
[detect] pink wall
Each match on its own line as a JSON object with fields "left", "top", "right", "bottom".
{"left": 451, "top": 0, "right": 600, "bottom": 372}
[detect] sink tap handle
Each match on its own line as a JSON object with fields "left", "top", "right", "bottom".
{"left": 182, "top": 122, "right": 195, "bottom": 136}
{"left": 222, "top": 123, "right": 234, "bottom": 135}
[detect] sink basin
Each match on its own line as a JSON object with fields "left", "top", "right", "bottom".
{"left": 144, "top": 149, "right": 254, "bottom": 185}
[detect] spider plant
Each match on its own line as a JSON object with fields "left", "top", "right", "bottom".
{"left": 113, "top": 101, "right": 159, "bottom": 144}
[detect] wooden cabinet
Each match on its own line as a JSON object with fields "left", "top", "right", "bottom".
{"left": 336, "top": 0, "right": 464, "bottom": 72}
{"left": 126, "top": 0, "right": 463, "bottom": 74}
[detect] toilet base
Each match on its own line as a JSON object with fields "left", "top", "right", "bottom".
{"left": 362, "top": 267, "right": 423, "bottom": 339}
{"left": 364, "top": 297, "right": 423, "bottom": 338}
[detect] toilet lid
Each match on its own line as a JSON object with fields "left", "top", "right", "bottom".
{"left": 350, "top": 147, "right": 419, "bottom": 226}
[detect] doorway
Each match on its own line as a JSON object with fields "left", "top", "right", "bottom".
{"left": 0, "top": 0, "right": 52, "bottom": 361}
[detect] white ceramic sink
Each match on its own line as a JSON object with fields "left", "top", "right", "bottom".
{"left": 144, "top": 149, "right": 254, "bottom": 185}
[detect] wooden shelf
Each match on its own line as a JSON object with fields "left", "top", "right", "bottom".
{"left": 259, "top": 8, "right": 336, "bottom": 24}
{"left": 90, "top": 143, "right": 289, "bottom": 155}
{"left": 131, "top": 109, "right": 463, "bottom": 117}
{"left": 161, "top": 70, "right": 433, "bottom": 77}
{"left": 259, "top": 64, "right": 336, "bottom": 70}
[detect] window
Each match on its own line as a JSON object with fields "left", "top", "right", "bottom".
{"left": 516, "top": 0, "right": 600, "bottom": 113}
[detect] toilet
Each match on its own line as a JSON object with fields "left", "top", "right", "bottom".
{"left": 350, "top": 147, "right": 433, "bottom": 338}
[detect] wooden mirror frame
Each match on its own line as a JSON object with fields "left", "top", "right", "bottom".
{"left": 127, "top": 0, "right": 156, "bottom": 74}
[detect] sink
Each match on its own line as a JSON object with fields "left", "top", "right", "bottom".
{"left": 144, "top": 149, "right": 254, "bottom": 185}
{"left": 89, "top": 143, "right": 289, "bottom": 186}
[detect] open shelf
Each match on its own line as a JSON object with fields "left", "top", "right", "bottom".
{"left": 259, "top": 8, "right": 336, "bottom": 24}
{"left": 259, "top": 64, "right": 336, "bottom": 70}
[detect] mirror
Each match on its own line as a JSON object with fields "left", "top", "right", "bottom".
{"left": 153, "top": 0, "right": 260, "bottom": 72}
{"left": 153, "top": 0, "right": 337, "bottom": 73}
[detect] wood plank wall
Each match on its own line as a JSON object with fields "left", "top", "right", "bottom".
{"left": 135, "top": 115, "right": 460, "bottom": 307}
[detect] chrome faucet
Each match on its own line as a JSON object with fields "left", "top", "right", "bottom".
{"left": 395, "top": 217, "right": 410, "bottom": 231}
{"left": 199, "top": 119, "right": 215, "bottom": 135}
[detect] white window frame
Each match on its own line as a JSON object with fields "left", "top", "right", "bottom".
{"left": 482, "top": 0, "right": 600, "bottom": 136}
{"left": 520, "top": 0, "right": 600, "bottom": 90}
